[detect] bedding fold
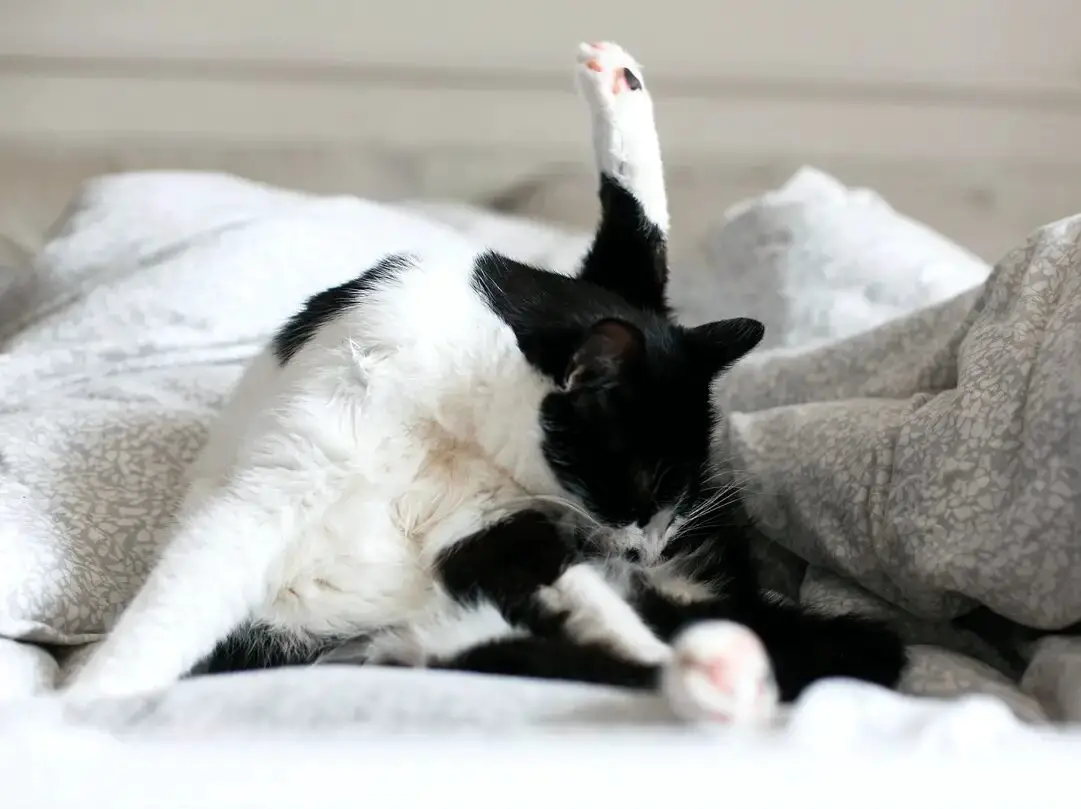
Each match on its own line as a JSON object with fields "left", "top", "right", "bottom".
{"left": 719, "top": 215, "right": 1081, "bottom": 710}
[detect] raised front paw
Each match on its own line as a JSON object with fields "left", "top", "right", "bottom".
{"left": 572, "top": 39, "right": 666, "bottom": 228}
{"left": 661, "top": 621, "right": 780, "bottom": 727}
{"left": 576, "top": 41, "right": 648, "bottom": 110}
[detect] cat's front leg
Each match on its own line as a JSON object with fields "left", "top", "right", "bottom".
{"left": 575, "top": 41, "right": 670, "bottom": 314}
{"left": 537, "top": 564, "right": 671, "bottom": 664}
{"left": 437, "top": 510, "right": 671, "bottom": 665}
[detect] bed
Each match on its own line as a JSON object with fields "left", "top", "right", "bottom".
{"left": 1, "top": 163, "right": 1080, "bottom": 806}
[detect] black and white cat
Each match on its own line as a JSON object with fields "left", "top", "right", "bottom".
{"left": 61, "top": 42, "right": 905, "bottom": 724}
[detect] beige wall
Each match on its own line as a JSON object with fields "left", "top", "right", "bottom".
{"left": 3, "top": 0, "right": 1081, "bottom": 259}
{"left": 5, "top": 0, "right": 1081, "bottom": 159}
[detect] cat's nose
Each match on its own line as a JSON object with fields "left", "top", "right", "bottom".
{"left": 622, "top": 548, "right": 642, "bottom": 564}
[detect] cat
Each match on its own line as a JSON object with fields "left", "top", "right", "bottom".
{"left": 60, "top": 41, "right": 906, "bottom": 725}
{"left": 392, "top": 44, "right": 907, "bottom": 721}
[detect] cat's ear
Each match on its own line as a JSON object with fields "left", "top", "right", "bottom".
{"left": 564, "top": 318, "right": 644, "bottom": 390}
{"left": 687, "top": 317, "right": 764, "bottom": 374}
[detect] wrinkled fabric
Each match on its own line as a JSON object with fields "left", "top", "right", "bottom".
{"left": 720, "top": 215, "right": 1081, "bottom": 716}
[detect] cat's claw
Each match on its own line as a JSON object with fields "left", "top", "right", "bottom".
{"left": 661, "top": 621, "right": 780, "bottom": 727}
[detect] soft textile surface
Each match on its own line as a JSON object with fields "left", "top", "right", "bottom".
{"left": 0, "top": 167, "right": 1071, "bottom": 730}
{"left": 2, "top": 671, "right": 1080, "bottom": 809}
{"left": 718, "top": 215, "right": 1081, "bottom": 722}
{"left": 688, "top": 167, "right": 990, "bottom": 348}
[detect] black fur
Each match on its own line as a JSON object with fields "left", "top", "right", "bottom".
{"left": 578, "top": 175, "right": 668, "bottom": 314}
{"left": 472, "top": 250, "right": 761, "bottom": 533}
{"left": 195, "top": 623, "right": 338, "bottom": 675}
{"left": 433, "top": 485, "right": 906, "bottom": 702}
{"left": 272, "top": 253, "right": 412, "bottom": 364}
{"left": 437, "top": 637, "right": 657, "bottom": 689}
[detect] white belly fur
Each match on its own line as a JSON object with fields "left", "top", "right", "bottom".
{"left": 255, "top": 433, "right": 535, "bottom": 639}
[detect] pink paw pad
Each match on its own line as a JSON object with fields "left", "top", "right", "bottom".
{"left": 662, "top": 621, "right": 780, "bottom": 727}
{"left": 577, "top": 41, "right": 645, "bottom": 96}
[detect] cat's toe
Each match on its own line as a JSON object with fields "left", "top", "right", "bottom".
{"left": 661, "top": 621, "right": 780, "bottom": 727}
{"left": 576, "top": 41, "right": 646, "bottom": 100}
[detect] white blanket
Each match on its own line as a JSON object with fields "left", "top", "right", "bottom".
{"left": 2, "top": 667, "right": 1081, "bottom": 809}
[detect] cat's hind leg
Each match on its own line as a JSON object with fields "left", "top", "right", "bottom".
{"left": 60, "top": 469, "right": 309, "bottom": 697}
{"left": 575, "top": 41, "right": 671, "bottom": 314}
{"left": 737, "top": 602, "right": 908, "bottom": 702}
{"left": 436, "top": 636, "right": 657, "bottom": 689}
{"left": 195, "top": 622, "right": 339, "bottom": 675}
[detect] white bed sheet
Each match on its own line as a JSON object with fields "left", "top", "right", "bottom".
{"left": 2, "top": 666, "right": 1080, "bottom": 809}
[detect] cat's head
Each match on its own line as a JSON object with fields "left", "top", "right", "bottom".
{"left": 540, "top": 315, "right": 763, "bottom": 564}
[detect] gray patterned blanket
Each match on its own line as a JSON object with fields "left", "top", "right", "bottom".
{"left": 719, "top": 215, "right": 1081, "bottom": 721}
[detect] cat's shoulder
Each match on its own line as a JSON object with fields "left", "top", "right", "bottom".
{"left": 271, "top": 248, "right": 608, "bottom": 367}
{"left": 272, "top": 253, "right": 416, "bottom": 364}
{"left": 270, "top": 248, "right": 484, "bottom": 363}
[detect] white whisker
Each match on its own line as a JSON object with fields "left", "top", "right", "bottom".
{"left": 504, "top": 494, "right": 603, "bottom": 529}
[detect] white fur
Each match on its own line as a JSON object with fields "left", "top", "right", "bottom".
{"left": 662, "top": 621, "right": 781, "bottom": 727}
{"left": 538, "top": 564, "right": 671, "bottom": 664}
{"left": 576, "top": 41, "right": 669, "bottom": 233}
{"left": 361, "top": 602, "right": 528, "bottom": 667}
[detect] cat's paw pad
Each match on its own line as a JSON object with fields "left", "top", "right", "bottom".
{"left": 661, "top": 621, "right": 780, "bottom": 727}
{"left": 576, "top": 41, "right": 647, "bottom": 107}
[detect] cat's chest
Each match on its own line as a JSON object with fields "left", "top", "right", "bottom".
{"left": 261, "top": 403, "right": 539, "bottom": 635}
{"left": 254, "top": 289, "right": 561, "bottom": 635}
